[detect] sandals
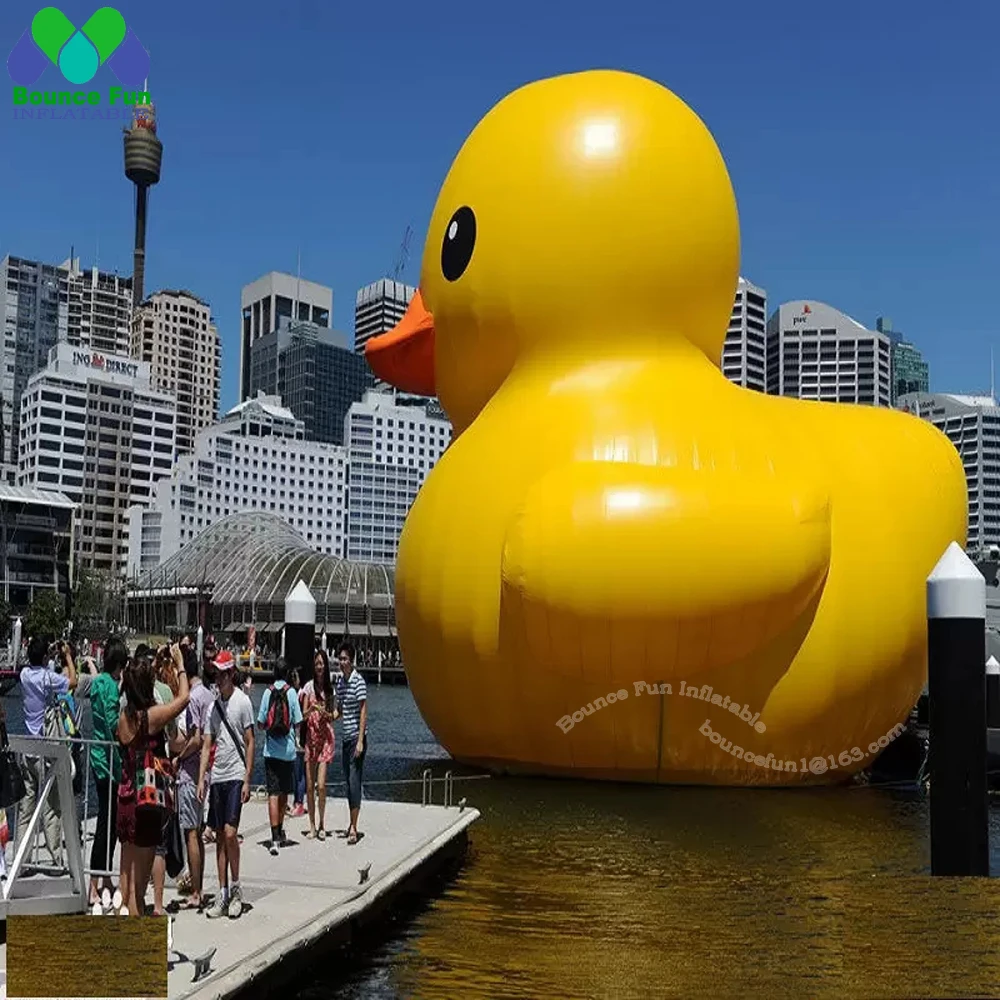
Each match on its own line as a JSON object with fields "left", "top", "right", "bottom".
{"left": 317, "top": 829, "right": 327, "bottom": 841}
{"left": 347, "top": 830, "right": 358, "bottom": 845}
{"left": 303, "top": 829, "right": 316, "bottom": 840}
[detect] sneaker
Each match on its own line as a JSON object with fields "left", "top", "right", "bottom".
{"left": 206, "top": 894, "right": 228, "bottom": 919}
{"left": 291, "top": 804, "right": 305, "bottom": 817}
{"left": 227, "top": 885, "right": 243, "bottom": 919}
{"left": 268, "top": 841, "right": 279, "bottom": 857}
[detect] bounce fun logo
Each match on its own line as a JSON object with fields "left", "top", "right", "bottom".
{"left": 7, "top": 7, "right": 151, "bottom": 119}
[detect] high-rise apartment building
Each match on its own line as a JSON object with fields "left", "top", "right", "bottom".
{"left": 721, "top": 277, "right": 767, "bottom": 391}
{"left": 248, "top": 317, "right": 373, "bottom": 445}
{"left": 17, "top": 342, "right": 175, "bottom": 576}
{"left": 126, "top": 393, "right": 347, "bottom": 574}
{"left": 131, "top": 289, "right": 221, "bottom": 455}
{"left": 1, "top": 255, "right": 134, "bottom": 483}
{"left": 73, "top": 265, "right": 133, "bottom": 355}
{"left": 876, "top": 317, "right": 930, "bottom": 405}
{"left": 354, "top": 279, "right": 415, "bottom": 356}
{"left": 344, "top": 391, "right": 451, "bottom": 564}
{"left": 898, "top": 392, "right": 999, "bottom": 552}
{"left": 765, "top": 301, "right": 892, "bottom": 406}
{"left": 240, "top": 272, "right": 332, "bottom": 401}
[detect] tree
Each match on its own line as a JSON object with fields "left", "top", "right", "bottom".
{"left": 26, "top": 589, "right": 67, "bottom": 640}
{"left": 72, "top": 568, "right": 115, "bottom": 627}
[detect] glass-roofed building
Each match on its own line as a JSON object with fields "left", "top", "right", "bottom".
{"left": 124, "top": 511, "right": 397, "bottom": 658}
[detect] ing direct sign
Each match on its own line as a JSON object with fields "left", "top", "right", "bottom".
{"left": 73, "top": 350, "right": 139, "bottom": 379}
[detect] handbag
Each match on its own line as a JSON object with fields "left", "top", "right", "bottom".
{"left": 135, "top": 744, "right": 175, "bottom": 812}
{"left": 0, "top": 718, "right": 26, "bottom": 809}
{"left": 164, "top": 811, "right": 184, "bottom": 878}
{"left": 134, "top": 712, "right": 176, "bottom": 813}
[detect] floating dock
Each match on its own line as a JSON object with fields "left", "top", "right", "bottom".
{"left": 0, "top": 798, "right": 479, "bottom": 1000}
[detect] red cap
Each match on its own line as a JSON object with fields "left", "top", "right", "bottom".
{"left": 213, "top": 650, "right": 236, "bottom": 671}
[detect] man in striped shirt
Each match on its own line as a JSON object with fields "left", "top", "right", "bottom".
{"left": 335, "top": 642, "right": 367, "bottom": 845}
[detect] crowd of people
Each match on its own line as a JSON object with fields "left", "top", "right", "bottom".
{"left": 8, "top": 632, "right": 369, "bottom": 919}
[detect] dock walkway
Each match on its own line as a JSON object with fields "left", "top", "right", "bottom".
{"left": 1, "top": 798, "right": 479, "bottom": 1000}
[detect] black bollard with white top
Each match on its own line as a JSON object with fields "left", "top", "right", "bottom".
{"left": 284, "top": 579, "right": 316, "bottom": 682}
{"left": 988, "top": 656, "right": 1000, "bottom": 729}
{"left": 927, "top": 541, "right": 988, "bottom": 876}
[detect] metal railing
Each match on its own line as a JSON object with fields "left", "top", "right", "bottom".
{"left": 4, "top": 735, "right": 87, "bottom": 912}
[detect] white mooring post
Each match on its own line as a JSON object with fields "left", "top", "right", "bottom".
{"left": 927, "top": 541, "right": 988, "bottom": 876}
{"left": 285, "top": 580, "right": 316, "bottom": 681}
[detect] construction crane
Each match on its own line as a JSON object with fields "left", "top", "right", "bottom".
{"left": 393, "top": 225, "right": 413, "bottom": 281}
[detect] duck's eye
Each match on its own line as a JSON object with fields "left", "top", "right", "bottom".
{"left": 441, "top": 206, "right": 476, "bottom": 282}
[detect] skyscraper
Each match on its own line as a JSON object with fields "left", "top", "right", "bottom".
{"left": 876, "top": 317, "right": 930, "bottom": 404}
{"left": 0, "top": 255, "right": 69, "bottom": 482}
{"left": 239, "top": 272, "right": 332, "bottom": 401}
{"left": 354, "top": 279, "right": 415, "bottom": 356}
{"left": 131, "top": 289, "right": 221, "bottom": 455}
{"left": 0, "top": 255, "right": 135, "bottom": 483}
{"left": 766, "top": 301, "right": 892, "bottom": 406}
{"left": 898, "top": 391, "right": 999, "bottom": 552}
{"left": 721, "top": 277, "right": 767, "bottom": 391}
{"left": 248, "top": 317, "right": 373, "bottom": 445}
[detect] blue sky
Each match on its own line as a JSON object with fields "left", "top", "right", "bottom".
{"left": 0, "top": 0, "right": 996, "bottom": 411}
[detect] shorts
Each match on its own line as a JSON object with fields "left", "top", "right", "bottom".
{"left": 177, "top": 779, "right": 202, "bottom": 832}
{"left": 265, "top": 757, "right": 294, "bottom": 796}
{"left": 207, "top": 780, "right": 244, "bottom": 831}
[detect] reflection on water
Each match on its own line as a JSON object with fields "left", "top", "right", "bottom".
{"left": 294, "top": 693, "right": 1000, "bottom": 1000}
{"left": 8, "top": 686, "right": 1000, "bottom": 996}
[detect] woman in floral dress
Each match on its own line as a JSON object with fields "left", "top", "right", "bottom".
{"left": 299, "top": 649, "right": 337, "bottom": 839}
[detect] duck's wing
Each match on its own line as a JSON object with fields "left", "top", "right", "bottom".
{"left": 500, "top": 460, "right": 830, "bottom": 678}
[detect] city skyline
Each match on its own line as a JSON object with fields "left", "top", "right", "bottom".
{"left": 0, "top": 1, "right": 996, "bottom": 412}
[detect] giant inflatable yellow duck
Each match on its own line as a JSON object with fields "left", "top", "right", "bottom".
{"left": 366, "top": 69, "right": 966, "bottom": 785}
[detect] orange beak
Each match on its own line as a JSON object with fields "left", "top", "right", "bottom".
{"left": 364, "top": 289, "right": 436, "bottom": 396}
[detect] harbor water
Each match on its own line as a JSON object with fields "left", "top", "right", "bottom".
{"left": 8, "top": 685, "right": 1000, "bottom": 998}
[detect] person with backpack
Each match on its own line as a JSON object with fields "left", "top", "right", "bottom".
{"left": 17, "top": 636, "right": 77, "bottom": 867}
{"left": 256, "top": 658, "right": 303, "bottom": 856}
{"left": 299, "top": 649, "right": 337, "bottom": 840}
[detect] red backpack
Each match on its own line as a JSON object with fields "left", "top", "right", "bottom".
{"left": 265, "top": 685, "right": 291, "bottom": 738}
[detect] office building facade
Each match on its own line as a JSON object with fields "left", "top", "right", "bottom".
{"left": 0, "top": 485, "right": 75, "bottom": 611}
{"left": 876, "top": 318, "right": 930, "bottom": 405}
{"left": 126, "top": 393, "right": 348, "bottom": 574}
{"left": 240, "top": 272, "right": 332, "bottom": 401}
{"left": 721, "top": 277, "right": 767, "bottom": 392}
{"left": 248, "top": 318, "right": 373, "bottom": 445}
{"left": 354, "top": 279, "right": 415, "bottom": 356}
{"left": 765, "top": 301, "right": 892, "bottom": 406}
{"left": 17, "top": 343, "right": 176, "bottom": 576}
{"left": 132, "top": 289, "right": 221, "bottom": 455}
{"left": 344, "top": 391, "right": 451, "bottom": 564}
{"left": 898, "top": 391, "right": 1000, "bottom": 553}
